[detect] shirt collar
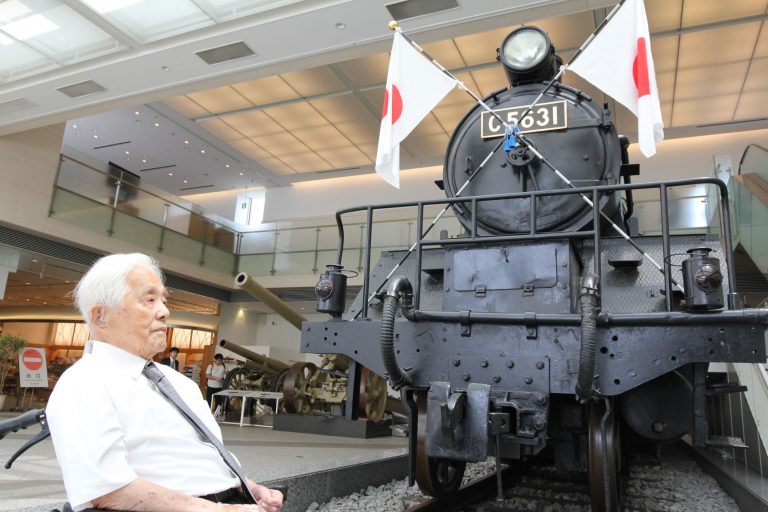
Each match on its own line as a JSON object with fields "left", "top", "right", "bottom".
{"left": 85, "top": 340, "right": 151, "bottom": 380}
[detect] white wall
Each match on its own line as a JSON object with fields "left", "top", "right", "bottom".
{"left": 216, "top": 303, "right": 325, "bottom": 364}
{"left": 182, "top": 189, "right": 240, "bottom": 221}
{"left": 264, "top": 166, "right": 444, "bottom": 222}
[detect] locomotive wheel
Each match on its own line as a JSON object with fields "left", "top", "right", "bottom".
{"left": 358, "top": 368, "right": 387, "bottom": 423}
{"left": 415, "top": 392, "right": 466, "bottom": 497}
{"left": 283, "top": 362, "right": 317, "bottom": 415}
{"left": 588, "top": 399, "right": 623, "bottom": 512}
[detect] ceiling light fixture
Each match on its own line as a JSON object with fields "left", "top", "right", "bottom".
{"left": 124, "top": 150, "right": 129, "bottom": 155}
{"left": 82, "top": 0, "right": 143, "bottom": 14}
{"left": 93, "top": 135, "right": 98, "bottom": 139}
{"left": 154, "top": 122, "right": 160, "bottom": 127}
{"left": 72, "top": 124, "right": 77, "bottom": 129}
{"left": 200, "top": 149, "right": 206, "bottom": 154}
{"left": 184, "top": 140, "right": 189, "bottom": 144}
{"left": 239, "top": 172, "right": 244, "bottom": 176}
{"left": 168, "top": 172, "right": 173, "bottom": 176}
{"left": 134, "top": 111, "right": 140, "bottom": 115}
{"left": 225, "top": 164, "right": 230, "bottom": 168}
{"left": 2, "top": 14, "right": 59, "bottom": 40}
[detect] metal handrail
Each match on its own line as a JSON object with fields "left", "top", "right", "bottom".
{"left": 334, "top": 177, "right": 737, "bottom": 318}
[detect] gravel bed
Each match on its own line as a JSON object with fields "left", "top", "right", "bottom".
{"left": 305, "top": 459, "right": 498, "bottom": 512}
{"left": 306, "top": 445, "right": 741, "bottom": 512}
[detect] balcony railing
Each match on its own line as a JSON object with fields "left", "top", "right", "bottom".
{"left": 49, "top": 153, "right": 726, "bottom": 278}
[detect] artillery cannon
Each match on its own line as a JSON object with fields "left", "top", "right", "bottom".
{"left": 230, "top": 273, "right": 389, "bottom": 423}
{"left": 219, "top": 339, "right": 290, "bottom": 397}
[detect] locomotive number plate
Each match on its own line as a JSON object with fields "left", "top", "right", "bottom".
{"left": 480, "top": 100, "right": 567, "bottom": 139}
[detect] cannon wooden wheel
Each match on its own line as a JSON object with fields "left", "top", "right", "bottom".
{"left": 283, "top": 362, "right": 317, "bottom": 415}
{"left": 222, "top": 367, "right": 252, "bottom": 414}
{"left": 589, "top": 399, "right": 623, "bottom": 512}
{"left": 414, "top": 391, "right": 466, "bottom": 497}
{"left": 357, "top": 368, "right": 387, "bottom": 422}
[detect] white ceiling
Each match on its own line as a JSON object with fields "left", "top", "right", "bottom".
{"left": 2, "top": 0, "right": 768, "bottom": 196}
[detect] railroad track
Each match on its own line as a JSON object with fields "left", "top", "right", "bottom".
{"left": 403, "top": 443, "right": 740, "bottom": 512}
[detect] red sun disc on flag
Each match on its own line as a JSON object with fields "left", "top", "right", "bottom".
{"left": 381, "top": 85, "right": 403, "bottom": 124}
{"left": 632, "top": 37, "right": 651, "bottom": 98}
{"left": 22, "top": 349, "right": 43, "bottom": 371}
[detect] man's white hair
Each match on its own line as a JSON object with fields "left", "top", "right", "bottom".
{"left": 74, "top": 253, "right": 163, "bottom": 329}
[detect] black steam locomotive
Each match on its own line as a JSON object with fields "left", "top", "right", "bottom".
{"left": 302, "top": 26, "right": 768, "bottom": 511}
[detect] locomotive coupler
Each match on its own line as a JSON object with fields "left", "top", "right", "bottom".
{"left": 440, "top": 392, "right": 467, "bottom": 444}
{"left": 427, "top": 382, "right": 490, "bottom": 462}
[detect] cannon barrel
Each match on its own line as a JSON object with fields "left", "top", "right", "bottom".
{"left": 235, "top": 272, "right": 306, "bottom": 330}
{"left": 219, "top": 339, "right": 289, "bottom": 372}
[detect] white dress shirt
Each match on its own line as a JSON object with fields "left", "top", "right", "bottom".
{"left": 46, "top": 341, "right": 239, "bottom": 511}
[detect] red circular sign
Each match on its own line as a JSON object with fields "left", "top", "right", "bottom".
{"left": 22, "top": 349, "right": 43, "bottom": 371}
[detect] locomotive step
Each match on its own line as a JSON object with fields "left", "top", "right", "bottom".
{"left": 705, "top": 435, "right": 748, "bottom": 449}
{"left": 706, "top": 382, "right": 748, "bottom": 395}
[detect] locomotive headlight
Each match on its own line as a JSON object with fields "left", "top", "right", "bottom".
{"left": 498, "top": 26, "right": 559, "bottom": 86}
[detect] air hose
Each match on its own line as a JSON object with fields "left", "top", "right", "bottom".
{"left": 576, "top": 273, "right": 600, "bottom": 403}
{"left": 380, "top": 276, "right": 414, "bottom": 390}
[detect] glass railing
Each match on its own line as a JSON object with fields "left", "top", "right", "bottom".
{"left": 631, "top": 184, "right": 716, "bottom": 236}
{"left": 50, "top": 155, "right": 238, "bottom": 275}
{"left": 237, "top": 206, "right": 463, "bottom": 276}
{"left": 51, "top": 153, "right": 736, "bottom": 279}
{"left": 730, "top": 144, "right": 768, "bottom": 277}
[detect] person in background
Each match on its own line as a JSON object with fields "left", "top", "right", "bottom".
{"left": 46, "top": 253, "right": 283, "bottom": 512}
{"left": 206, "top": 352, "right": 227, "bottom": 409}
{"left": 160, "top": 346, "right": 180, "bottom": 371}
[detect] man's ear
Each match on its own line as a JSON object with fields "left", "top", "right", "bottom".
{"left": 91, "top": 305, "right": 107, "bottom": 327}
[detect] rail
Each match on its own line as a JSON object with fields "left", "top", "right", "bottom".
{"left": 335, "top": 177, "right": 738, "bottom": 318}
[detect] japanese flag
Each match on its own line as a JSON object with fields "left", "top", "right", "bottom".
{"left": 375, "top": 32, "right": 457, "bottom": 188}
{"left": 569, "top": 0, "right": 664, "bottom": 157}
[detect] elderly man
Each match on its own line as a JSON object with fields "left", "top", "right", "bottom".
{"left": 46, "top": 253, "right": 283, "bottom": 512}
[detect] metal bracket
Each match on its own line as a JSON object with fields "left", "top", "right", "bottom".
{"left": 488, "top": 412, "right": 512, "bottom": 436}
{"left": 523, "top": 283, "right": 534, "bottom": 296}
{"left": 460, "top": 310, "right": 471, "bottom": 337}
{"left": 525, "top": 313, "right": 537, "bottom": 339}
{"left": 474, "top": 284, "right": 486, "bottom": 298}
{"left": 693, "top": 363, "right": 708, "bottom": 447}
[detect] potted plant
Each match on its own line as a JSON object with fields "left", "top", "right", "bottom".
{"left": 0, "top": 334, "right": 26, "bottom": 411}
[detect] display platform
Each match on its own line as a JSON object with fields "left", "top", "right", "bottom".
{"left": 273, "top": 413, "right": 393, "bottom": 438}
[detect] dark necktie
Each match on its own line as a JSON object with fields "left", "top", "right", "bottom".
{"left": 142, "top": 362, "right": 256, "bottom": 503}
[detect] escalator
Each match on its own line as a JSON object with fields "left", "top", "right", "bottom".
{"left": 729, "top": 144, "right": 768, "bottom": 306}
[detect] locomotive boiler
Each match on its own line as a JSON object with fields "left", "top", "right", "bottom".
{"left": 301, "top": 26, "right": 768, "bottom": 511}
